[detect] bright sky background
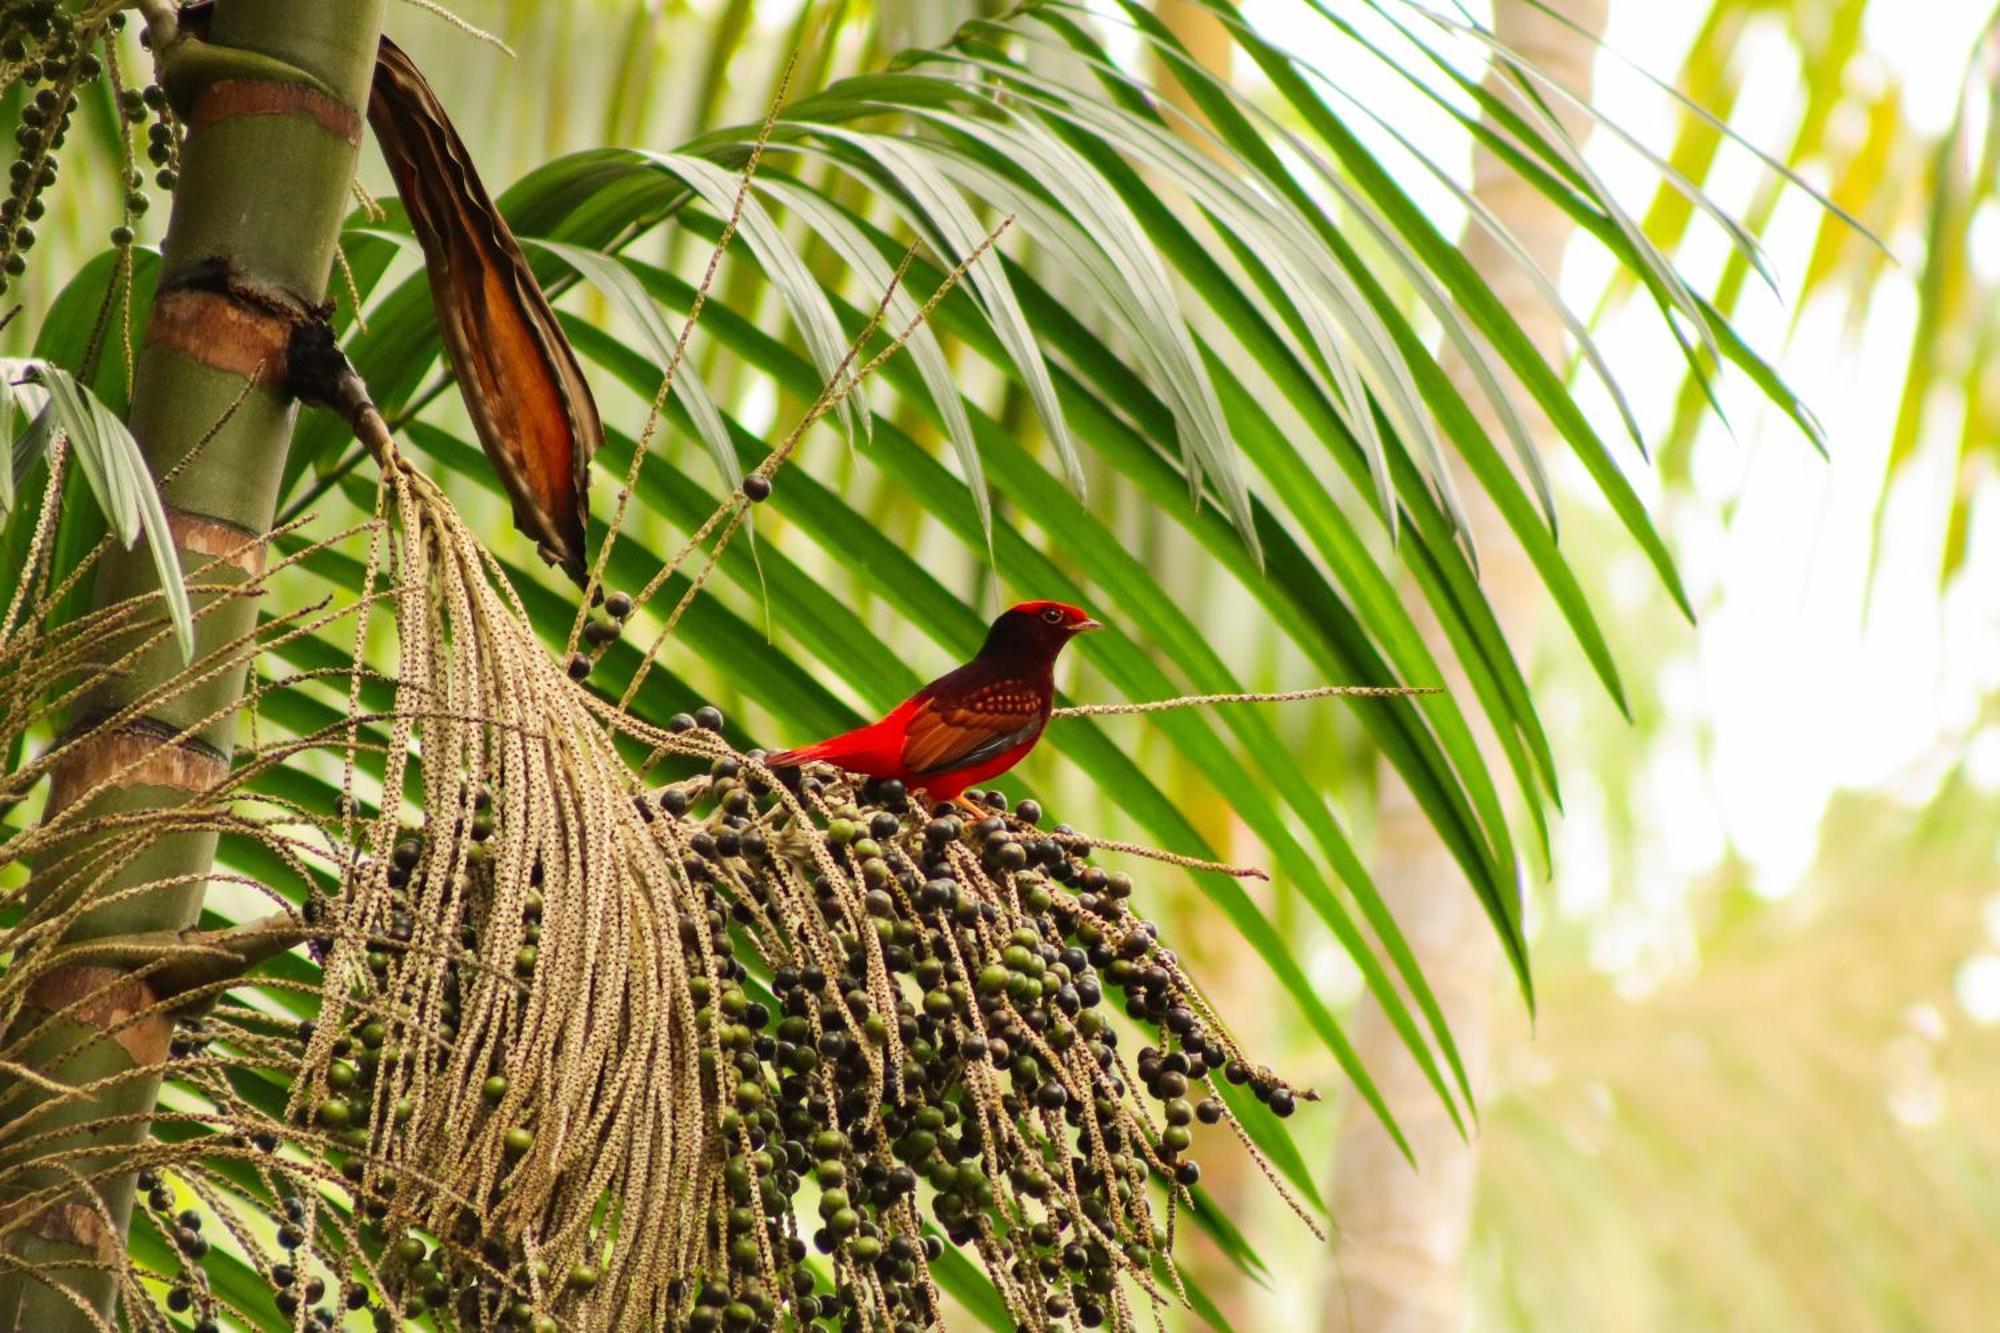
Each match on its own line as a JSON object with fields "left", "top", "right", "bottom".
{"left": 1578, "top": 0, "right": 1999, "bottom": 993}
{"left": 1215, "top": 0, "right": 2000, "bottom": 1000}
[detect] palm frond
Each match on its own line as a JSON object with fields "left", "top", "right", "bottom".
{"left": 10, "top": 0, "right": 1836, "bottom": 1273}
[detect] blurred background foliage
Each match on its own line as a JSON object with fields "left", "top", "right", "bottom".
{"left": 6, "top": 0, "right": 1999, "bottom": 1329}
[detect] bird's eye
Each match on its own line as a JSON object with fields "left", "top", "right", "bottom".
{"left": 1042, "top": 607, "right": 1063, "bottom": 624}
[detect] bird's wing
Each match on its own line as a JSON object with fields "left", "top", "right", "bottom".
{"left": 900, "top": 678, "right": 1046, "bottom": 776}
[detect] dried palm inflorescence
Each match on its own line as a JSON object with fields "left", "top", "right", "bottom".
{"left": 280, "top": 229, "right": 1317, "bottom": 1327}
{"left": 2, "top": 420, "right": 1317, "bottom": 1331}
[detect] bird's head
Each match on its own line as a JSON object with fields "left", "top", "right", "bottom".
{"left": 980, "top": 600, "right": 1103, "bottom": 664}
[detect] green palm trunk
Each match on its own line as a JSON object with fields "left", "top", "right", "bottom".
{"left": 0, "top": 2, "right": 384, "bottom": 1323}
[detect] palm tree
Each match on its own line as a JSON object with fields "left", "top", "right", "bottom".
{"left": 0, "top": 1, "right": 1835, "bottom": 1328}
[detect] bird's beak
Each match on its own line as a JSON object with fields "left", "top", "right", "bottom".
{"left": 1076, "top": 618, "right": 1104, "bottom": 633}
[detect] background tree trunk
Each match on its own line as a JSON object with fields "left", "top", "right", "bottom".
{"left": 1149, "top": 0, "right": 1233, "bottom": 166}
{"left": 1325, "top": 2, "right": 1608, "bottom": 1329}
{"left": 0, "top": 2, "right": 384, "bottom": 1323}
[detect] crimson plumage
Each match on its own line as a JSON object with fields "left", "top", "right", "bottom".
{"left": 764, "top": 601, "right": 1101, "bottom": 802}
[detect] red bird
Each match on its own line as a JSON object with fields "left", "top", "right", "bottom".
{"left": 765, "top": 601, "right": 1101, "bottom": 803}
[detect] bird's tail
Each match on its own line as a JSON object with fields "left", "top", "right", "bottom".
{"left": 764, "top": 720, "right": 895, "bottom": 775}
{"left": 763, "top": 737, "right": 844, "bottom": 769}
{"left": 761, "top": 743, "right": 816, "bottom": 768}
